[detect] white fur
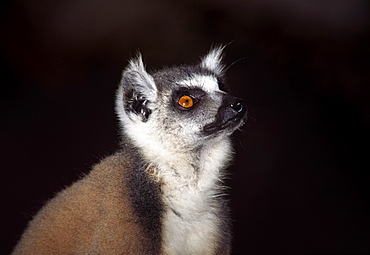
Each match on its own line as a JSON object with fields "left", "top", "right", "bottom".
{"left": 200, "top": 47, "right": 225, "bottom": 75}
{"left": 160, "top": 138, "right": 232, "bottom": 255}
{"left": 178, "top": 74, "right": 220, "bottom": 94}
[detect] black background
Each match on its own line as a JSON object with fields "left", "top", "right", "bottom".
{"left": 1, "top": 0, "right": 369, "bottom": 254}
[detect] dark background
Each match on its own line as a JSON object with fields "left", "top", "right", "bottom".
{"left": 1, "top": 0, "right": 369, "bottom": 254}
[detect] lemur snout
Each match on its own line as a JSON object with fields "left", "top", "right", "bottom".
{"left": 203, "top": 97, "right": 247, "bottom": 136}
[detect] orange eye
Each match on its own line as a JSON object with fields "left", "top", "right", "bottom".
{"left": 178, "top": 95, "right": 194, "bottom": 108}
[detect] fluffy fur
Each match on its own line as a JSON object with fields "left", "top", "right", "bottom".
{"left": 12, "top": 151, "right": 162, "bottom": 254}
{"left": 13, "top": 47, "right": 246, "bottom": 255}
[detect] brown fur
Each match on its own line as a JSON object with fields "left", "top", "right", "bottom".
{"left": 12, "top": 152, "right": 156, "bottom": 255}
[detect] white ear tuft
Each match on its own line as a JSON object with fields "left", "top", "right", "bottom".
{"left": 126, "top": 54, "right": 150, "bottom": 79}
{"left": 122, "top": 54, "right": 157, "bottom": 101}
{"left": 200, "top": 46, "right": 225, "bottom": 75}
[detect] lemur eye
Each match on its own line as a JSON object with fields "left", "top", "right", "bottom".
{"left": 178, "top": 95, "right": 194, "bottom": 108}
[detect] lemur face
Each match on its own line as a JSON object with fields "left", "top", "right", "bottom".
{"left": 153, "top": 69, "right": 246, "bottom": 140}
{"left": 116, "top": 47, "right": 246, "bottom": 152}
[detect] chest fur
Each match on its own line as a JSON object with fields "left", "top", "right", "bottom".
{"left": 158, "top": 176, "right": 222, "bottom": 255}
{"left": 139, "top": 140, "right": 232, "bottom": 254}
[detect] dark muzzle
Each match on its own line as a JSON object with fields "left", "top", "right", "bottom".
{"left": 203, "top": 95, "right": 247, "bottom": 135}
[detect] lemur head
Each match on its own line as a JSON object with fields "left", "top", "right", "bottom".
{"left": 116, "top": 47, "right": 246, "bottom": 163}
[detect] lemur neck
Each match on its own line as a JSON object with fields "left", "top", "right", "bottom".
{"left": 121, "top": 133, "right": 232, "bottom": 189}
{"left": 148, "top": 138, "right": 232, "bottom": 190}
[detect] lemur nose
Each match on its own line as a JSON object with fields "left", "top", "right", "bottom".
{"left": 230, "top": 100, "right": 246, "bottom": 113}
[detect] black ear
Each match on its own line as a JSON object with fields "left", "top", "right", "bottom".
{"left": 117, "top": 54, "right": 157, "bottom": 122}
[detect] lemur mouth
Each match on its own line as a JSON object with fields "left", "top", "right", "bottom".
{"left": 221, "top": 116, "right": 246, "bottom": 130}
{"left": 203, "top": 115, "right": 245, "bottom": 135}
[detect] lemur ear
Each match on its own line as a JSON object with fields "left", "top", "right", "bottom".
{"left": 123, "top": 54, "right": 157, "bottom": 101}
{"left": 200, "top": 46, "right": 225, "bottom": 75}
{"left": 117, "top": 54, "right": 157, "bottom": 122}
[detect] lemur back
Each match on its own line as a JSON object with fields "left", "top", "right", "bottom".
{"left": 12, "top": 47, "right": 247, "bottom": 255}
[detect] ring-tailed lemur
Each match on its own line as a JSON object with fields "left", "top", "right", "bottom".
{"left": 12, "top": 47, "right": 247, "bottom": 255}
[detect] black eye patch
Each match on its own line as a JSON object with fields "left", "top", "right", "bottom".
{"left": 172, "top": 87, "right": 206, "bottom": 111}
